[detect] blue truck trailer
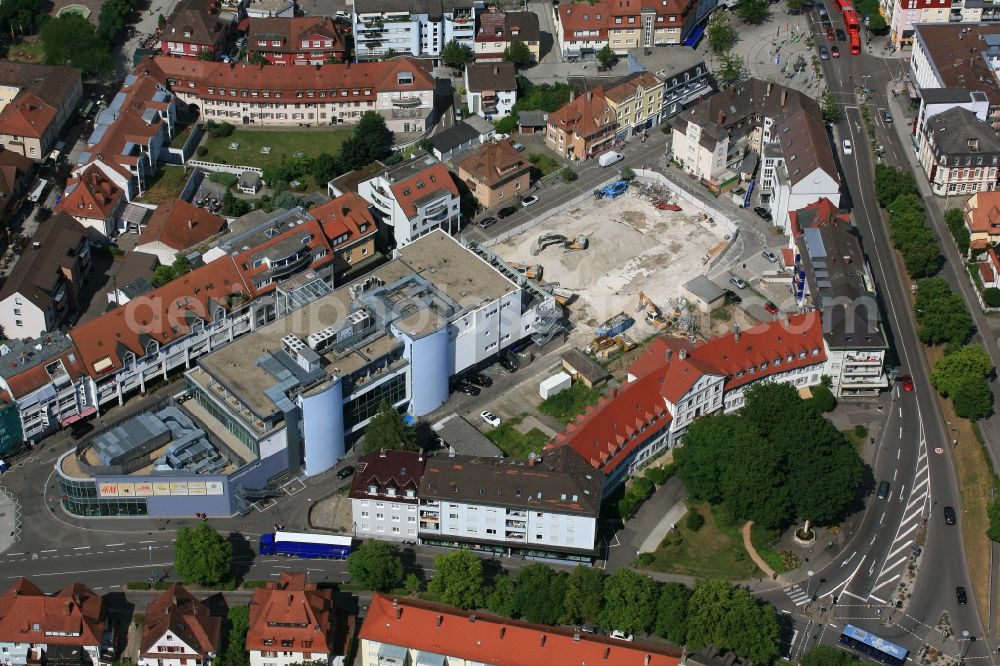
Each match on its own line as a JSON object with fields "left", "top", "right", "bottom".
{"left": 259, "top": 531, "right": 353, "bottom": 559}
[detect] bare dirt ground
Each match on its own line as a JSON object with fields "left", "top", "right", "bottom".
{"left": 494, "top": 190, "right": 729, "bottom": 346}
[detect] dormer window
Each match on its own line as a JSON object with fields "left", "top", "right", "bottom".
{"left": 387, "top": 487, "right": 396, "bottom": 496}
{"left": 368, "top": 484, "right": 377, "bottom": 494}
{"left": 405, "top": 489, "right": 415, "bottom": 498}
{"left": 146, "top": 341, "right": 159, "bottom": 357}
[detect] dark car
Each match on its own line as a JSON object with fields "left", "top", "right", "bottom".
{"left": 70, "top": 422, "right": 94, "bottom": 440}
{"left": 336, "top": 465, "right": 356, "bottom": 480}
{"left": 466, "top": 372, "right": 493, "bottom": 388}
{"left": 877, "top": 481, "right": 891, "bottom": 500}
{"left": 752, "top": 206, "right": 773, "bottom": 222}
{"left": 478, "top": 216, "right": 497, "bottom": 229}
{"left": 497, "top": 206, "right": 517, "bottom": 219}
{"left": 943, "top": 506, "right": 957, "bottom": 525}
{"left": 499, "top": 356, "right": 518, "bottom": 373}
{"left": 836, "top": 28, "right": 846, "bottom": 41}
{"left": 956, "top": 586, "right": 968, "bottom": 605}
{"left": 453, "top": 382, "right": 481, "bottom": 396}
{"left": 725, "top": 290, "right": 743, "bottom": 305}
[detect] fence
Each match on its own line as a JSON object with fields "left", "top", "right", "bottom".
{"left": 186, "top": 160, "right": 264, "bottom": 177}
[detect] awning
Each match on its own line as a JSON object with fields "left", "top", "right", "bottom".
{"left": 683, "top": 24, "right": 705, "bottom": 47}
{"left": 61, "top": 406, "right": 97, "bottom": 427}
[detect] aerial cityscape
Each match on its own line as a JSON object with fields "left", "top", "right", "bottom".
{"left": 0, "top": 0, "right": 997, "bottom": 663}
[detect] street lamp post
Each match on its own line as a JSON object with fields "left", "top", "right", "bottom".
{"left": 959, "top": 631, "right": 973, "bottom": 665}
{"left": 805, "top": 570, "right": 815, "bottom": 598}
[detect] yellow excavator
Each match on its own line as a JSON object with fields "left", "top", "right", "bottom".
{"left": 638, "top": 291, "right": 669, "bottom": 330}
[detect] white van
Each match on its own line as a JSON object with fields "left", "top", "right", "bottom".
{"left": 598, "top": 151, "right": 625, "bottom": 167}
{"left": 27, "top": 178, "right": 48, "bottom": 204}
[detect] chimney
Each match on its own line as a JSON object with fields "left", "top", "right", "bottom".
{"left": 679, "top": 348, "right": 687, "bottom": 360}
{"left": 540, "top": 635, "right": 547, "bottom": 647}
{"left": 379, "top": 449, "right": 387, "bottom": 458}
{"left": 395, "top": 607, "right": 402, "bottom": 620}
{"left": 780, "top": 88, "right": 787, "bottom": 107}
{"left": 717, "top": 110, "right": 725, "bottom": 126}
{"left": 287, "top": 594, "right": 293, "bottom": 605}
{"left": 573, "top": 629, "right": 581, "bottom": 641}
{"left": 500, "top": 627, "right": 506, "bottom": 639}
{"left": 188, "top": 219, "right": 194, "bottom": 229}
{"left": 436, "top": 615, "right": 443, "bottom": 627}
{"left": 587, "top": 91, "right": 593, "bottom": 101}
{"left": 469, "top": 614, "right": 476, "bottom": 623}
{"left": 734, "top": 324, "right": 740, "bottom": 342}
{"left": 493, "top": 66, "right": 499, "bottom": 76}
{"left": 644, "top": 656, "right": 651, "bottom": 666}
{"left": 665, "top": 347, "right": 672, "bottom": 361}
{"left": 66, "top": 601, "right": 73, "bottom": 616}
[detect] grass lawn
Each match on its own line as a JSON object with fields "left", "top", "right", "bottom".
{"left": 138, "top": 166, "right": 193, "bottom": 204}
{"left": 199, "top": 128, "right": 351, "bottom": 190}
{"left": 640, "top": 503, "right": 758, "bottom": 579}
{"left": 7, "top": 39, "right": 44, "bottom": 64}
{"left": 527, "top": 153, "right": 560, "bottom": 177}
{"left": 538, "top": 381, "right": 603, "bottom": 424}
{"left": 485, "top": 416, "right": 549, "bottom": 459}
{"left": 750, "top": 523, "right": 796, "bottom": 574}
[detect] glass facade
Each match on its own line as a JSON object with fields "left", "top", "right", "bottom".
{"left": 186, "top": 378, "right": 261, "bottom": 455}
{"left": 344, "top": 374, "right": 407, "bottom": 429}
{"left": 58, "top": 477, "right": 148, "bottom": 516}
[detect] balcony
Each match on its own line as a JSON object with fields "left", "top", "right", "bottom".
{"left": 392, "top": 96, "right": 423, "bottom": 108}
{"left": 844, "top": 354, "right": 883, "bottom": 365}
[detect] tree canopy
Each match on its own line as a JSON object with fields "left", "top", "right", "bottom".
{"left": 820, "top": 89, "right": 842, "bottom": 124}
{"left": 0, "top": 0, "right": 46, "bottom": 37}
{"left": 486, "top": 574, "right": 517, "bottom": 617}
{"left": 686, "top": 578, "right": 780, "bottom": 664}
{"left": 347, "top": 540, "right": 404, "bottom": 591}
{"left": 97, "top": 0, "right": 138, "bottom": 44}
{"left": 932, "top": 344, "right": 994, "bottom": 420}
{"left": 513, "top": 564, "right": 567, "bottom": 625}
{"left": 944, "top": 207, "right": 970, "bottom": 254}
{"left": 914, "top": 277, "right": 973, "bottom": 346}
{"left": 874, "top": 166, "right": 917, "bottom": 208}
{"left": 654, "top": 582, "right": 691, "bottom": 644}
{"left": 441, "top": 39, "right": 474, "bottom": 69}
{"left": 173, "top": 523, "right": 233, "bottom": 586}
{"left": 561, "top": 566, "right": 605, "bottom": 625}
{"left": 362, "top": 400, "right": 418, "bottom": 454}
{"left": 428, "top": 550, "right": 484, "bottom": 609}
{"left": 40, "top": 13, "right": 112, "bottom": 73}
{"left": 221, "top": 606, "right": 250, "bottom": 666}
{"left": 597, "top": 45, "right": 615, "bottom": 68}
{"left": 504, "top": 41, "right": 533, "bottom": 67}
{"left": 599, "top": 569, "right": 659, "bottom": 635}
{"left": 714, "top": 52, "right": 749, "bottom": 89}
{"left": 341, "top": 112, "right": 394, "bottom": 171}
{"left": 735, "top": 0, "right": 769, "bottom": 24}
{"left": 706, "top": 11, "right": 736, "bottom": 54}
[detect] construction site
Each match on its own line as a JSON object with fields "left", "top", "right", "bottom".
{"left": 492, "top": 186, "right": 731, "bottom": 348}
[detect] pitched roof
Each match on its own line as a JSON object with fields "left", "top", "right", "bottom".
{"left": 465, "top": 62, "right": 517, "bottom": 92}
{"left": 458, "top": 140, "right": 531, "bottom": 188}
{"left": 388, "top": 162, "right": 459, "bottom": 217}
{"left": 360, "top": 594, "right": 683, "bottom": 666}
{"left": 138, "top": 199, "right": 227, "bottom": 252}
{"left": 964, "top": 190, "right": 1000, "bottom": 234}
{"left": 348, "top": 450, "right": 425, "bottom": 502}
{"left": 476, "top": 11, "right": 541, "bottom": 43}
{"left": 163, "top": 0, "right": 227, "bottom": 47}
{"left": 0, "top": 335, "right": 88, "bottom": 400}
{"left": 547, "top": 89, "right": 615, "bottom": 139}
{"left": 0, "top": 62, "right": 80, "bottom": 140}
{"left": 69, "top": 256, "right": 251, "bottom": 378}
{"left": 788, "top": 197, "right": 849, "bottom": 237}
{"left": 247, "top": 16, "right": 348, "bottom": 54}
{"left": 557, "top": 2, "right": 611, "bottom": 39}
{"left": 0, "top": 578, "right": 105, "bottom": 648}
{"left": 552, "top": 315, "right": 826, "bottom": 474}
{"left": 924, "top": 106, "right": 1000, "bottom": 157}
{"left": 233, "top": 216, "right": 334, "bottom": 295}
{"left": 59, "top": 164, "right": 125, "bottom": 220}
{"left": 0, "top": 92, "right": 57, "bottom": 139}
{"left": 247, "top": 573, "right": 336, "bottom": 655}
{"left": 604, "top": 71, "right": 662, "bottom": 103}
{"left": 0, "top": 212, "right": 87, "bottom": 310}
{"left": 308, "top": 192, "right": 378, "bottom": 246}
{"left": 0, "top": 147, "right": 34, "bottom": 214}
{"left": 140, "top": 584, "right": 221, "bottom": 659}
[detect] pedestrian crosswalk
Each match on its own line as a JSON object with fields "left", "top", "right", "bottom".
{"left": 784, "top": 584, "right": 811, "bottom": 606}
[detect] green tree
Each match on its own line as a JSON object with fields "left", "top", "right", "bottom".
{"left": 513, "top": 564, "right": 567, "bottom": 624}
{"left": 222, "top": 606, "right": 250, "bottom": 666}
{"left": 221, "top": 190, "right": 252, "bottom": 217}
{"left": 486, "top": 574, "right": 517, "bottom": 617}
{"left": 428, "top": 550, "right": 484, "bottom": 609}
{"left": 686, "top": 510, "right": 705, "bottom": 532}
{"left": 620, "top": 166, "right": 635, "bottom": 181}
{"left": 504, "top": 40, "right": 533, "bottom": 67}
{"left": 441, "top": 39, "right": 474, "bottom": 70}
{"left": 381, "top": 48, "right": 401, "bottom": 60}
{"left": 314, "top": 153, "right": 345, "bottom": 183}
{"left": 151, "top": 255, "right": 193, "bottom": 287}
{"left": 654, "top": 582, "right": 691, "bottom": 644}
{"left": 686, "top": 579, "right": 780, "bottom": 664}
{"left": 786, "top": 0, "right": 808, "bottom": 11}
{"left": 347, "top": 540, "right": 404, "bottom": 591}
{"left": 599, "top": 569, "right": 659, "bottom": 635}
{"left": 597, "top": 44, "right": 616, "bottom": 69}
{"left": 97, "top": 0, "right": 137, "bottom": 44}
{"left": 820, "top": 89, "right": 841, "bottom": 123}
{"left": 915, "top": 277, "right": 974, "bottom": 346}
{"left": 158, "top": 13, "right": 166, "bottom": 29}
{"left": 40, "top": 13, "right": 112, "bottom": 73}
{"left": 706, "top": 11, "right": 736, "bottom": 54}
{"left": 362, "top": 400, "right": 418, "bottom": 454}
{"left": 945, "top": 207, "right": 971, "bottom": 254}
{"left": 801, "top": 644, "right": 860, "bottom": 666}
{"left": 735, "top": 0, "right": 769, "bottom": 24}
{"left": 952, "top": 373, "right": 993, "bottom": 420}
{"left": 561, "top": 566, "right": 605, "bottom": 625}
{"left": 714, "top": 51, "right": 748, "bottom": 89}
{"left": 561, "top": 166, "right": 577, "bottom": 183}
{"left": 198, "top": 48, "right": 214, "bottom": 61}
{"left": 341, "top": 112, "right": 394, "bottom": 171}
{"left": 874, "top": 165, "right": 916, "bottom": 208}
{"left": 405, "top": 573, "right": 422, "bottom": 593}
{"left": 932, "top": 344, "right": 993, "bottom": 396}
{"left": 173, "top": 523, "right": 233, "bottom": 586}
{"left": 250, "top": 52, "right": 268, "bottom": 66}
{"left": 809, "top": 385, "right": 837, "bottom": 413}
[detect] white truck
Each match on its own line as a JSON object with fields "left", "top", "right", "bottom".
{"left": 598, "top": 151, "right": 625, "bottom": 167}
{"left": 27, "top": 178, "right": 49, "bottom": 204}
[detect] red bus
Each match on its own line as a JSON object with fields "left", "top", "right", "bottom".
{"left": 842, "top": 7, "right": 860, "bottom": 33}
{"left": 832, "top": 0, "right": 852, "bottom": 11}
{"left": 849, "top": 31, "right": 861, "bottom": 54}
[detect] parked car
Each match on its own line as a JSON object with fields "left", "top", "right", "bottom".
{"left": 764, "top": 301, "right": 779, "bottom": 314}
{"left": 753, "top": 206, "right": 773, "bottom": 222}
{"left": 836, "top": 28, "right": 846, "bottom": 41}
{"left": 881, "top": 109, "right": 893, "bottom": 124}
{"left": 826, "top": 26, "right": 835, "bottom": 40}
{"left": 512, "top": 142, "right": 526, "bottom": 152}
{"left": 336, "top": 465, "right": 355, "bottom": 479}
{"left": 943, "top": 506, "right": 957, "bottom": 525}
{"left": 494, "top": 133, "right": 510, "bottom": 140}
{"left": 831, "top": 45, "right": 841, "bottom": 58}
{"left": 762, "top": 248, "right": 778, "bottom": 263}
{"left": 480, "top": 410, "right": 502, "bottom": 427}
{"left": 497, "top": 206, "right": 517, "bottom": 219}
{"left": 478, "top": 216, "right": 497, "bottom": 229}
{"left": 521, "top": 195, "right": 539, "bottom": 207}
{"left": 725, "top": 290, "right": 742, "bottom": 305}
{"left": 610, "top": 631, "right": 634, "bottom": 642}
{"left": 877, "top": 480, "right": 891, "bottom": 500}
{"left": 466, "top": 372, "right": 493, "bottom": 388}
{"left": 729, "top": 275, "right": 746, "bottom": 289}
{"left": 818, "top": 45, "right": 829, "bottom": 60}
{"left": 499, "top": 356, "right": 518, "bottom": 373}
{"left": 453, "top": 382, "right": 481, "bottom": 396}
{"left": 956, "top": 586, "right": 968, "bottom": 605}
{"left": 842, "top": 139, "right": 853, "bottom": 155}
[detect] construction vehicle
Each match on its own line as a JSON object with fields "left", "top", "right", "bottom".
{"left": 532, "top": 233, "right": 589, "bottom": 256}
{"left": 593, "top": 180, "right": 628, "bottom": 200}
{"left": 508, "top": 262, "right": 544, "bottom": 281}
{"left": 637, "top": 291, "right": 669, "bottom": 330}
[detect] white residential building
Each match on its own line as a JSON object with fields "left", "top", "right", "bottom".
{"left": 349, "top": 450, "right": 423, "bottom": 541}
{"left": 138, "top": 584, "right": 221, "bottom": 666}
{"left": 353, "top": 0, "right": 477, "bottom": 61}
{"left": 464, "top": 62, "right": 517, "bottom": 119}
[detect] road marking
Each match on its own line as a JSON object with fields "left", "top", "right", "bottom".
{"left": 898, "top": 484, "right": 905, "bottom": 501}
{"left": 893, "top": 468, "right": 898, "bottom": 481}
{"left": 897, "top": 449, "right": 900, "bottom": 459}
{"left": 273, "top": 565, "right": 291, "bottom": 569}
{"left": 5, "top": 552, "right": 24, "bottom": 557}
{"left": 72, "top": 546, "right": 90, "bottom": 550}
{"left": 6, "top": 561, "right": 174, "bottom": 578}
{"left": 139, "top": 540, "right": 156, "bottom": 544}
{"left": 869, "top": 594, "right": 887, "bottom": 604}
{"left": 879, "top": 512, "right": 885, "bottom": 525}
{"left": 841, "top": 590, "right": 867, "bottom": 601}
{"left": 841, "top": 551, "right": 856, "bottom": 567}
{"left": 105, "top": 543, "right": 124, "bottom": 547}
{"left": 870, "top": 574, "right": 901, "bottom": 592}
{"left": 884, "top": 540, "right": 914, "bottom": 563}
{"left": 40, "top": 549, "right": 57, "bottom": 553}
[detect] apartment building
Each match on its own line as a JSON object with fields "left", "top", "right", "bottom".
{"left": 916, "top": 106, "right": 1000, "bottom": 196}
{"left": 554, "top": 0, "right": 698, "bottom": 59}
{"left": 0, "top": 62, "right": 82, "bottom": 160}
{"left": 604, "top": 71, "right": 665, "bottom": 139}
{"left": 246, "top": 16, "right": 350, "bottom": 65}
{"left": 552, "top": 315, "right": 827, "bottom": 494}
{"left": 161, "top": 0, "right": 231, "bottom": 59}
{"left": 464, "top": 62, "right": 517, "bottom": 119}
{"left": 418, "top": 447, "right": 603, "bottom": 561}
{"left": 359, "top": 594, "right": 683, "bottom": 666}
{"left": 627, "top": 47, "right": 713, "bottom": 118}
{"left": 788, "top": 198, "right": 888, "bottom": 397}
{"left": 356, "top": 157, "right": 461, "bottom": 248}
{"left": 0, "top": 147, "right": 36, "bottom": 223}
{"left": 545, "top": 89, "right": 616, "bottom": 161}
{"left": 349, "top": 449, "right": 424, "bottom": 541}
{"left": 138, "top": 585, "right": 221, "bottom": 666}
{"left": 0, "top": 213, "right": 91, "bottom": 339}
{"left": 964, "top": 189, "right": 1000, "bottom": 248}
{"left": 134, "top": 199, "right": 228, "bottom": 265}
{"left": 0, "top": 578, "right": 114, "bottom": 666}
{"left": 353, "top": 0, "right": 477, "bottom": 61}
{"left": 247, "top": 573, "right": 351, "bottom": 666}
{"left": 59, "top": 164, "right": 127, "bottom": 238}
{"left": 153, "top": 56, "right": 436, "bottom": 133}
{"left": 457, "top": 139, "right": 532, "bottom": 209}
{"left": 882, "top": 0, "right": 960, "bottom": 46}
{"left": 474, "top": 12, "right": 541, "bottom": 62}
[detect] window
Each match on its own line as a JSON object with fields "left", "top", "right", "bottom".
{"left": 15, "top": 320, "right": 22, "bottom": 327}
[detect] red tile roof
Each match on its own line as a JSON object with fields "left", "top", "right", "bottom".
{"left": 0, "top": 92, "right": 57, "bottom": 139}
{"left": 964, "top": 190, "right": 1000, "bottom": 235}
{"left": 552, "top": 315, "right": 826, "bottom": 474}
{"left": 234, "top": 217, "right": 333, "bottom": 295}
{"left": 388, "top": 162, "right": 459, "bottom": 218}
{"left": 247, "top": 16, "right": 348, "bottom": 55}
{"left": 140, "top": 584, "right": 221, "bottom": 659}
{"left": 2, "top": 343, "right": 88, "bottom": 400}
{"left": 247, "top": 573, "right": 336, "bottom": 656}
{"left": 139, "top": 199, "right": 227, "bottom": 252}
{"left": 787, "top": 197, "right": 849, "bottom": 238}
{"left": 59, "top": 164, "right": 125, "bottom": 220}
{"left": 309, "top": 192, "right": 378, "bottom": 247}
{"left": 547, "top": 89, "right": 615, "bottom": 140}
{"left": 557, "top": 2, "right": 611, "bottom": 39}
{"left": 162, "top": 0, "right": 228, "bottom": 50}
{"left": 0, "top": 578, "right": 105, "bottom": 648}
{"left": 457, "top": 140, "right": 531, "bottom": 188}
{"left": 604, "top": 71, "right": 662, "bottom": 104}
{"left": 69, "top": 256, "right": 251, "bottom": 378}
{"left": 360, "top": 594, "right": 683, "bottom": 666}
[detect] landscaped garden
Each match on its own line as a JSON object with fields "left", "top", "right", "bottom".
{"left": 639, "top": 503, "right": 759, "bottom": 579}
{"left": 484, "top": 416, "right": 549, "bottom": 459}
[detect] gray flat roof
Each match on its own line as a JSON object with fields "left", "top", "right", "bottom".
{"left": 683, "top": 274, "right": 726, "bottom": 304}
{"left": 432, "top": 414, "right": 503, "bottom": 458}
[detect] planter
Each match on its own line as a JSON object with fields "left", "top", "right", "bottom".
{"left": 793, "top": 528, "right": 816, "bottom": 547}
